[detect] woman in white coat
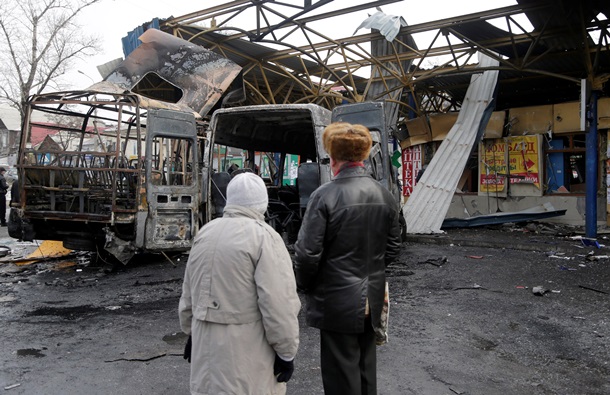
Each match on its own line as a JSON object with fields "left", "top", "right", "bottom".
{"left": 179, "top": 172, "right": 301, "bottom": 395}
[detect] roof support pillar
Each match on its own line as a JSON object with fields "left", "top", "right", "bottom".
{"left": 585, "top": 90, "right": 598, "bottom": 238}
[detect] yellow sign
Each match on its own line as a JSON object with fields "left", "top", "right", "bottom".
{"left": 507, "top": 136, "right": 540, "bottom": 188}
{"left": 479, "top": 140, "right": 507, "bottom": 193}
{"left": 479, "top": 136, "right": 541, "bottom": 193}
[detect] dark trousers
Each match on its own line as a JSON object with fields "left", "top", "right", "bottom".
{"left": 0, "top": 193, "right": 6, "bottom": 224}
{"left": 320, "top": 317, "right": 377, "bottom": 395}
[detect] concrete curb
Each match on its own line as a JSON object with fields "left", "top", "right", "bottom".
{"left": 405, "top": 234, "right": 592, "bottom": 255}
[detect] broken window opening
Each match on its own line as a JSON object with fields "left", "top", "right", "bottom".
{"left": 545, "top": 133, "right": 588, "bottom": 194}
{"left": 132, "top": 72, "right": 184, "bottom": 104}
{"left": 456, "top": 152, "right": 479, "bottom": 194}
{"left": 150, "top": 136, "right": 195, "bottom": 186}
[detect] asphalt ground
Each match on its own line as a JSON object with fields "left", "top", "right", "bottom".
{"left": 1, "top": 220, "right": 609, "bottom": 394}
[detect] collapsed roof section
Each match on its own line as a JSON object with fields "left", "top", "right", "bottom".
{"left": 150, "top": 0, "right": 608, "bottom": 119}
{"left": 159, "top": 0, "right": 411, "bottom": 112}
{"left": 420, "top": 0, "right": 610, "bottom": 110}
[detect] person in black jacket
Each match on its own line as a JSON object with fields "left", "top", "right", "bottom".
{"left": 294, "top": 122, "right": 402, "bottom": 395}
{"left": 0, "top": 167, "right": 8, "bottom": 226}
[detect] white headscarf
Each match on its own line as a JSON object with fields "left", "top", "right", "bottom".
{"left": 226, "top": 172, "right": 268, "bottom": 214}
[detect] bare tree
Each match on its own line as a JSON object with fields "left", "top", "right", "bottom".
{"left": 0, "top": 0, "right": 102, "bottom": 124}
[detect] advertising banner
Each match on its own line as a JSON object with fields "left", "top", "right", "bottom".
{"left": 402, "top": 145, "right": 422, "bottom": 196}
{"left": 507, "top": 136, "right": 540, "bottom": 188}
{"left": 479, "top": 140, "right": 507, "bottom": 194}
{"left": 479, "top": 135, "right": 542, "bottom": 196}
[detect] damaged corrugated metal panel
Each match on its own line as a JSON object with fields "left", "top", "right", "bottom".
{"left": 365, "top": 13, "right": 418, "bottom": 135}
{"left": 404, "top": 52, "right": 499, "bottom": 234}
{"left": 105, "top": 29, "right": 241, "bottom": 117}
{"left": 121, "top": 18, "right": 161, "bottom": 57}
{"left": 442, "top": 203, "right": 567, "bottom": 228}
{"left": 353, "top": 10, "right": 408, "bottom": 42}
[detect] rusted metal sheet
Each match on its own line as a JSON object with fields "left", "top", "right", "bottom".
{"left": 151, "top": 210, "right": 192, "bottom": 243}
{"left": 105, "top": 29, "right": 242, "bottom": 117}
{"left": 404, "top": 53, "right": 500, "bottom": 234}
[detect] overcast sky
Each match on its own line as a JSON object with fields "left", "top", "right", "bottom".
{"left": 65, "top": 0, "right": 518, "bottom": 89}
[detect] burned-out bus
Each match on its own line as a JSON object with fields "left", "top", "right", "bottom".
{"left": 208, "top": 101, "right": 406, "bottom": 244}
{"left": 9, "top": 90, "right": 210, "bottom": 263}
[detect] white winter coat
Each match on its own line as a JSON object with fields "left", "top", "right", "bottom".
{"left": 179, "top": 205, "right": 301, "bottom": 395}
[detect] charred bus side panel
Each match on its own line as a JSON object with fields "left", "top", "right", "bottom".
{"left": 10, "top": 92, "right": 144, "bottom": 253}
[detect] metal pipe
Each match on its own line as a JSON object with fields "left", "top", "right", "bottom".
{"left": 585, "top": 90, "right": 598, "bottom": 238}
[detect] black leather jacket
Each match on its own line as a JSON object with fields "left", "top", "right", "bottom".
{"left": 294, "top": 165, "right": 402, "bottom": 333}
{"left": 0, "top": 174, "right": 7, "bottom": 195}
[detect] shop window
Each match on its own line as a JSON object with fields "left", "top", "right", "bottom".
{"left": 545, "top": 134, "right": 586, "bottom": 193}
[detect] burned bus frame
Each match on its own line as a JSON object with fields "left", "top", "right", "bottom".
{"left": 208, "top": 101, "right": 406, "bottom": 242}
{"left": 9, "top": 90, "right": 206, "bottom": 264}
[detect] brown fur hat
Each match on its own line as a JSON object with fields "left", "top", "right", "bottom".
{"left": 322, "top": 122, "right": 372, "bottom": 162}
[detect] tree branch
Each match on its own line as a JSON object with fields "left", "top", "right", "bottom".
{"left": 0, "top": 0, "right": 102, "bottom": 124}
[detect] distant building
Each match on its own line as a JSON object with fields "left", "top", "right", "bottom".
{"left": 0, "top": 118, "right": 19, "bottom": 164}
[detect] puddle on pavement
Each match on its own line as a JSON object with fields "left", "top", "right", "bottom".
{"left": 162, "top": 332, "right": 188, "bottom": 345}
{"left": 17, "top": 348, "right": 46, "bottom": 358}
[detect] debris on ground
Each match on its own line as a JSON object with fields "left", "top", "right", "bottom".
{"left": 578, "top": 285, "right": 608, "bottom": 294}
{"left": 454, "top": 284, "right": 486, "bottom": 291}
{"left": 2, "top": 221, "right": 609, "bottom": 394}
{"left": 532, "top": 286, "right": 549, "bottom": 296}
{"left": 581, "top": 238, "right": 602, "bottom": 248}
{"left": 0, "top": 245, "right": 10, "bottom": 257}
{"left": 548, "top": 254, "right": 572, "bottom": 260}
{"left": 104, "top": 350, "right": 182, "bottom": 363}
{"left": 586, "top": 254, "right": 610, "bottom": 261}
{"left": 420, "top": 256, "right": 448, "bottom": 266}
{"left": 17, "top": 240, "right": 74, "bottom": 266}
